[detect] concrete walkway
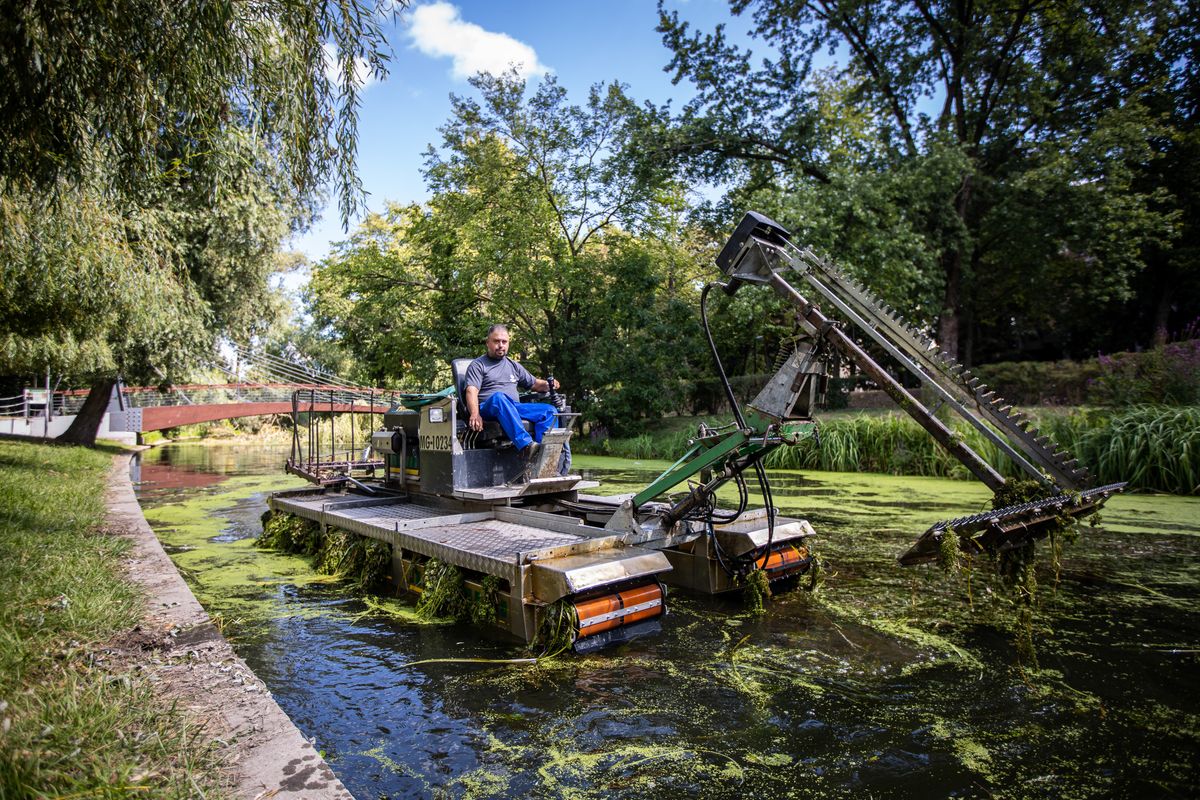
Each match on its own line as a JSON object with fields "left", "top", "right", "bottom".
{"left": 107, "top": 453, "right": 354, "bottom": 800}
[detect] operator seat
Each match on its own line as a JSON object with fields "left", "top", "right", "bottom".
{"left": 450, "top": 357, "right": 531, "bottom": 446}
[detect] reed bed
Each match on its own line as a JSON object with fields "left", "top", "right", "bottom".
{"left": 1041, "top": 406, "right": 1200, "bottom": 495}
{"left": 762, "top": 414, "right": 1024, "bottom": 480}
{"left": 588, "top": 406, "right": 1199, "bottom": 495}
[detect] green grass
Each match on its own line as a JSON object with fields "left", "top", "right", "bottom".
{"left": 0, "top": 439, "right": 226, "bottom": 799}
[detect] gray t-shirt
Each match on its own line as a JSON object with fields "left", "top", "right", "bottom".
{"left": 464, "top": 355, "right": 535, "bottom": 404}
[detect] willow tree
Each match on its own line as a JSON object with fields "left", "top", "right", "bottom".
{"left": 0, "top": 0, "right": 395, "bottom": 443}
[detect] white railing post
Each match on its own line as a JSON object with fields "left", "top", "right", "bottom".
{"left": 44, "top": 367, "right": 51, "bottom": 439}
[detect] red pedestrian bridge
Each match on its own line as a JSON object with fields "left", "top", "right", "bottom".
{"left": 1, "top": 346, "right": 398, "bottom": 436}
{"left": 100, "top": 383, "right": 393, "bottom": 432}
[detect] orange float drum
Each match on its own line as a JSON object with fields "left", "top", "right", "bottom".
{"left": 572, "top": 581, "right": 665, "bottom": 640}
{"left": 760, "top": 543, "right": 810, "bottom": 581}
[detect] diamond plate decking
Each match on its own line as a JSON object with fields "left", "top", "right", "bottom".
{"left": 269, "top": 491, "right": 630, "bottom": 584}
{"left": 399, "top": 520, "right": 581, "bottom": 558}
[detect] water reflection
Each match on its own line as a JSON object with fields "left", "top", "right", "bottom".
{"left": 135, "top": 443, "right": 1200, "bottom": 799}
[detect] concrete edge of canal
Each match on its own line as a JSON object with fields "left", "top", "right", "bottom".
{"left": 108, "top": 452, "right": 354, "bottom": 800}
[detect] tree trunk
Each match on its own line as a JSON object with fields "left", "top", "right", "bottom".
{"left": 938, "top": 171, "right": 975, "bottom": 361}
{"left": 1152, "top": 279, "right": 1171, "bottom": 346}
{"left": 963, "top": 312, "right": 975, "bottom": 369}
{"left": 57, "top": 377, "right": 117, "bottom": 446}
{"left": 938, "top": 251, "right": 962, "bottom": 361}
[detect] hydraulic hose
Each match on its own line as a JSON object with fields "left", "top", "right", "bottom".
{"left": 699, "top": 282, "right": 776, "bottom": 575}
{"left": 700, "top": 283, "right": 747, "bottom": 430}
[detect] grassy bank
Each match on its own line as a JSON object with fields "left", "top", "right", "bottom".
{"left": 0, "top": 439, "right": 224, "bottom": 799}
{"left": 575, "top": 406, "right": 1200, "bottom": 495}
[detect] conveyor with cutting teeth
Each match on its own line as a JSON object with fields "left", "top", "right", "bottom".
{"left": 898, "top": 483, "right": 1126, "bottom": 565}
{"left": 785, "top": 243, "right": 1091, "bottom": 491}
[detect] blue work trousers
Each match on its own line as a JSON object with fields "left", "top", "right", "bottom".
{"left": 479, "top": 394, "right": 557, "bottom": 450}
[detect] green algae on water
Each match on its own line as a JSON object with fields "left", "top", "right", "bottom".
{"left": 143, "top": 476, "right": 347, "bottom": 637}
{"left": 141, "top": 445, "right": 1200, "bottom": 799}
{"left": 929, "top": 719, "right": 996, "bottom": 781}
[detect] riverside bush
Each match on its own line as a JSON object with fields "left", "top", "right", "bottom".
{"left": 1089, "top": 335, "right": 1200, "bottom": 406}
{"left": 973, "top": 359, "right": 1103, "bottom": 405}
{"left": 965, "top": 332, "right": 1200, "bottom": 407}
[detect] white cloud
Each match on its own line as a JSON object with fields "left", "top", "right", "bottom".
{"left": 407, "top": 2, "right": 549, "bottom": 81}
{"left": 323, "top": 42, "right": 378, "bottom": 91}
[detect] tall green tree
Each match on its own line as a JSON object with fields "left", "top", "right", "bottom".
{"left": 0, "top": 0, "right": 396, "bottom": 443}
{"left": 655, "top": 0, "right": 1184, "bottom": 363}
{"left": 306, "top": 73, "right": 709, "bottom": 431}
{"left": 304, "top": 203, "right": 449, "bottom": 390}
{"left": 1126, "top": 5, "right": 1199, "bottom": 345}
{"left": 419, "top": 71, "right": 679, "bottom": 384}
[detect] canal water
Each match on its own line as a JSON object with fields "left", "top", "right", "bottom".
{"left": 134, "top": 442, "right": 1200, "bottom": 799}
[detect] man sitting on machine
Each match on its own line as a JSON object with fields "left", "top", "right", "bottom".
{"left": 464, "top": 324, "right": 560, "bottom": 458}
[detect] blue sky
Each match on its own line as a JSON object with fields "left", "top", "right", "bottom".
{"left": 289, "top": 0, "right": 749, "bottom": 264}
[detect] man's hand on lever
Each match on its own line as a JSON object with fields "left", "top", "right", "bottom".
{"left": 465, "top": 385, "right": 484, "bottom": 431}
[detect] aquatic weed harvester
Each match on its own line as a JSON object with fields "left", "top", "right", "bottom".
{"left": 265, "top": 212, "right": 1124, "bottom": 652}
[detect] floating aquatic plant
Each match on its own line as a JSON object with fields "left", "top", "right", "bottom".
{"left": 805, "top": 551, "right": 824, "bottom": 593}
{"left": 260, "top": 511, "right": 391, "bottom": 591}
{"left": 469, "top": 574, "right": 504, "bottom": 626}
{"left": 987, "top": 478, "right": 1092, "bottom": 668}
{"left": 937, "top": 525, "right": 962, "bottom": 575}
{"left": 258, "top": 510, "right": 320, "bottom": 554}
{"left": 532, "top": 599, "right": 578, "bottom": 657}
{"left": 415, "top": 558, "right": 468, "bottom": 620}
{"left": 316, "top": 529, "right": 392, "bottom": 591}
{"left": 742, "top": 568, "right": 771, "bottom": 615}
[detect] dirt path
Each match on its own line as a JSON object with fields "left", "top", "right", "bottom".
{"left": 106, "top": 452, "right": 353, "bottom": 800}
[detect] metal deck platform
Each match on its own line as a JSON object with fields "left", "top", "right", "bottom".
{"left": 269, "top": 488, "right": 671, "bottom": 643}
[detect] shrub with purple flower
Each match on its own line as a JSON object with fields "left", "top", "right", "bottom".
{"left": 1089, "top": 319, "right": 1200, "bottom": 406}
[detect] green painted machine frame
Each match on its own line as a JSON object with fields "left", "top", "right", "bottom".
{"left": 631, "top": 414, "right": 816, "bottom": 508}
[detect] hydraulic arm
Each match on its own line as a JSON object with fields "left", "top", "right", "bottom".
{"left": 610, "top": 212, "right": 1124, "bottom": 566}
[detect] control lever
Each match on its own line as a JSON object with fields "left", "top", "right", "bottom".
{"left": 546, "top": 374, "right": 566, "bottom": 411}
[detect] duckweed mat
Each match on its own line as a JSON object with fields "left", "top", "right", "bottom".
{"left": 135, "top": 444, "right": 1200, "bottom": 799}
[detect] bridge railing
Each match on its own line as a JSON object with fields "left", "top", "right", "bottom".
{"left": 0, "top": 392, "right": 80, "bottom": 418}
{"left": 117, "top": 385, "right": 349, "bottom": 408}
{"left": 39, "top": 383, "right": 395, "bottom": 413}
